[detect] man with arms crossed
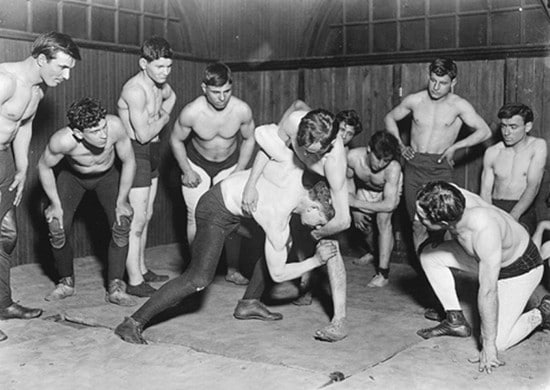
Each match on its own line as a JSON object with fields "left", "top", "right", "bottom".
{"left": 415, "top": 181, "right": 550, "bottom": 374}
{"left": 384, "top": 58, "right": 491, "bottom": 252}
{"left": 0, "top": 32, "right": 80, "bottom": 342}
{"left": 480, "top": 103, "right": 546, "bottom": 234}
{"left": 39, "top": 98, "right": 136, "bottom": 306}
{"left": 238, "top": 106, "right": 349, "bottom": 341}
{"left": 118, "top": 37, "right": 176, "bottom": 297}
{"left": 114, "top": 123, "right": 341, "bottom": 344}
{"left": 347, "top": 131, "right": 403, "bottom": 287}
{"left": 170, "top": 62, "right": 255, "bottom": 285}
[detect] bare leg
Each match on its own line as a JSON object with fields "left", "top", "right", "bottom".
{"left": 127, "top": 186, "right": 150, "bottom": 286}
{"left": 353, "top": 215, "right": 375, "bottom": 265}
{"left": 139, "top": 178, "right": 158, "bottom": 275}
{"left": 314, "top": 240, "right": 347, "bottom": 342}
{"left": 367, "top": 212, "right": 394, "bottom": 288}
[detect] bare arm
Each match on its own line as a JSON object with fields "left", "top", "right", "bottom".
{"left": 384, "top": 97, "right": 413, "bottom": 152}
{"left": 312, "top": 150, "right": 351, "bottom": 239}
{"left": 233, "top": 109, "right": 255, "bottom": 172}
{"left": 509, "top": 140, "right": 547, "bottom": 220}
{"left": 37, "top": 133, "right": 70, "bottom": 227}
{"left": 439, "top": 100, "right": 492, "bottom": 164}
{"left": 474, "top": 221, "right": 504, "bottom": 373}
{"left": 11, "top": 115, "right": 35, "bottom": 206}
{"left": 170, "top": 109, "right": 201, "bottom": 188}
{"left": 161, "top": 84, "right": 176, "bottom": 116}
{"left": 264, "top": 227, "right": 337, "bottom": 283}
{"left": 532, "top": 220, "right": 550, "bottom": 253}
{"left": 480, "top": 149, "right": 496, "bottom": 203}
{"left": 113, "top": 120, "right": 136, "bottom": 222}
{"left": 122, "top": 85, "right": 169, "bottom": 144}
{"left": 350, "top": 163, "right": 402, "bottom": 214}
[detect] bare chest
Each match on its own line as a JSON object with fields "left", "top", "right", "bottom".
{"left": 193, "top": 112, "right": 243, "bottom": 141}
{"left": 1, "top": 84, "right": 43, "bottom": 123}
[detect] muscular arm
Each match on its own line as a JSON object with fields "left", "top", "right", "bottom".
{"left": 121, "top": 85, "right": 169, "bottom": 144}
{"left": 11, "top": 115, "right": 35, "bottom": 205}
{"left": 37, "top": 133, "right": 70, "bottom": 225}
{"left": 480, "top": 149, "right": 496, "bottom": 203}
{"left": 350, "top": 164, "right": 402, "bottom": 214}
{"left": 509, "top": 140, "right": 547, "bottom": 220}
{"left": 161, "top": 84, "right": 176, "bottom": 116}
{"left": 474, "top": 221, "right": 502, "bottom": 368}
{"left": 113, "top": 121, "right": 136, "bottom": 211}
{"left": 313, "top": 152, "right": 351, "bottom": 238}
{"left": 448, "top": 100, "right": 492, "bottom": 153}
{"left": 384, "top": 97, "right": 413, "bottom": 150}
{"left": 233, "top": 109, "right": 255, "bottom": 172}
{"left": 170, "top": 109, "right": 195, "bottom": 179}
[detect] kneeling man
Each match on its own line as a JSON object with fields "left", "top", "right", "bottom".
{"left": 115, "top": 124, "right": 344, "bottom": 344}
{"left": 415, "top": 181, "right": 550, "bottom": 373}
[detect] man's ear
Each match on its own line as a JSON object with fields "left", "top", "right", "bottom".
{"left": 37, "top": 53, "right": 48, "bottom": 67}
{"left": 451, "top": 78, "right": 457, "bottom": 92}
{"left": 525, "top": 121, "right": 533, "bottom": 133}
{"left": 138, "top": 57, "right": 148, "bottom": 70}
{"left": 200, "top": 82, "right": 207, "bottom": 94}
{"left": 72, "top": 128, "right": 83, "bottom": 140}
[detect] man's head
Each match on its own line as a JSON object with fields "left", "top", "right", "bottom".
{"left": 201, "top": 62, "right": 233, "bottom": 111}
{"left": 67, "top": 97, "right": 108, "bottom": 149}
{"left": 300, "top": 180, "right": 335, "bottom": 228}
{"left": 416, "top": 181, "right": 465, "bottom": 231}
{"left": 295, "top": 109, "right": 337, "bottom": 158}
{"left": 367, "top": 130, "right": 400, "bottom": 172}
{"left": 427, "top": 58, "right": 457, "bottom": 100}
{"left": 335, "top": 110, "right": 362, "bottom": 146}
{"left": 32, "top": 32, "right": 80, "bottom": 87}
{"left": 498, "top": 103, "right": 534, "bottom": 147}
{"left": 139, "top": 36, "right": 173, "bottom": 85}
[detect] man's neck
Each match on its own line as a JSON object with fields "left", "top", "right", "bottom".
{"left": 20, "top": 57, "right": 43, "bottom": 86}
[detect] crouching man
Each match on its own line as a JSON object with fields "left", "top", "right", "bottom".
{"left": 38, "top": 98, "right": 137, "bottom": 306}
{"left": 415, "top": 181, "right": 549, "bottom": 374}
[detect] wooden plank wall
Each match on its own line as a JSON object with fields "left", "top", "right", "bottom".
{"left": 0, "top": 37, "right": 204, "bottom": 266}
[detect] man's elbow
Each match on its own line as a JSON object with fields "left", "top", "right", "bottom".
{"left": 268, "top": 269, "right": 286, "bottom": 284}
{"left": 334, "top": 214, "right": 351, "bottom": 231}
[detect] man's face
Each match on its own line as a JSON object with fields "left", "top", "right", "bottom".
{"left": 337, "top": 122, "right": 356, "bottom": 146}
{"left": 415, "top": 203, "right": 445, "bottom": 231}
{"left": 300, "top": 205, "right": 328, "bottom": 228}
{"left": 203, "top": 82, "right": 232, "bottom": 110}
{"left": 500, "top": 115, "right": 531, "bottom": 147}
{"left": 78, "top": 119, "right": 108, "bottom": 148}
{"left": 367, "top": 149, "right": 392, "bottom": 173}
{"left": 39, "top": 52, "right": 76, "bottom": 87}
{"left": 144, "top": 57, "right": 172, "bottom": 84}
{"left": 427, "top": 72, "right": 455, "bottom": 100}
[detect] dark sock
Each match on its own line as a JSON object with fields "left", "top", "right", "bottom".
{"left": 378, "top": 267, "right": 389, "bottom": 279}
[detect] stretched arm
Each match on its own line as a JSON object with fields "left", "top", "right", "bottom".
{"left": 233, "top": 112, "right": 255, "bottom": 172}
{"left": 37, "top": 135, "right": 68, "bottom": 228}
{"left": 509, "top": 141, "right": 547, "bottom": 220}
{"left": 113, "top": 123, "right": 136, "bottom": 223}
{"left": 170, "top": 112, "right": 200, "bottom": 188}
{"left": 474, "top": 224, "right": 504, "bottom": 373}
{"left": 479, "top": 150, "right": 496, "bottom": 203}
{"left": 11, "top": 116, "right": 34, "bottom": 206}
{"left": 122, "top": 85, "right": 170, "bottom": 144}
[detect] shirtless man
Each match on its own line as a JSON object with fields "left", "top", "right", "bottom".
{"left": 237, "top": 106, "right": 349, "bottom": 341}
{"left": 384, "top": 58, "right": 491, "bottom": 252}
{"left": 335, "top": 109, "right": 363, "bottom": 149}
{"left": 480, "top": 103, "right": 546, "bottom": 234}
{"left": 118, "top": 37, "right": 176, "bottom": 297}
{"left": 170, "top": 62, "right": 255, "bottom": 285}
{"left": 415, "top": 181, "right": 549, "bottom": 374}
{"left": 0, "top": 32, "right": 80, "bottom": 342}
{"left": 114, "top": 123, "right": 342, "bottom": 344}
{"left": 347, "top": 131, "right": 403, "bottom": 287}
{"left": 39, "top": 98, "right": 136, "bottom": 307}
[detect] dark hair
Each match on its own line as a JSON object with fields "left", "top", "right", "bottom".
{"left": 416, "top": 181, "right": 465, "bottom": 225}
{"left": 498, "top": 103, "right": 534, "bottom": 124}
{"left": 296, "top": 109, "right": 337, "bottom": 151}
{"left": 203, "top": 62, "right": 232, "bottom": 86}
{"left": 31, "top": 31, "right": 81, "bottom": 61}
{"left": 308, "top": 180, "right": 335, "bottom": 221}
{"left": 67, "top": 97, "right": 106, "bottom": 131}
{"left": 369, "top": 130, "right": 400, "bottom": 161}
{"left": 429, "top": 58, "right": 457, "bottom": 80}
{"left": 335, "top": 110, "right": 363, "bottom": 135}
{"left": 140, "top": 36, "right": 173, "bottom": 62}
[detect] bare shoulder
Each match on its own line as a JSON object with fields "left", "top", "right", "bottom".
{"left": 106, "top": 115, "right": 127, "bottom": 139}
{"left": 450, "top": 93, "right": 476, "bottom": 111}
{"left": 177, "top": 96, "right": 204, "bottom": 122}
{"left": 49, "top": 127, "right": 77, "bottom": 154}
{"left": 403, "top": 90, "right": 426, "bottom": 106}
{"left": 0, "top": 69, "right": 17, "bottom": 97}
{"left": 528, "top": 136, "right": 547, "bottom": 151}
{"left": 347, "top": 147, "right": 366, "bottom": 165}
{"left": 385, "top": 160, "right": 402, "bottom": 175}
{"left": 119, "top": 77, "right": 145, "bottom": 102}
{"left": 484, "top": 141, "right": 504, "bottom": 156}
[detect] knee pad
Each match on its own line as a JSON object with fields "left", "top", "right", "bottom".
{"left": 112, "top": 215, "right": 132, "bottom": 247}
{"left": 48, "top": 218, "right": 66, "bottom": 250}
{"left": 0, "top": 210, "right": 17, "bottom": 255}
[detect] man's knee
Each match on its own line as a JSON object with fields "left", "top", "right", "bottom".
{"left": 377, "top": 214, "right": 393, "bottom": 233}
{"left": 189, "top": 273, "right": 213, "bottom": 292}
{"left": 112, "top": 215, "right": 132, "bottom": 247}
{"left": 47, "top": 218, "right": 65, "bottom": 250}
{"left": 131, "top": 212, "right": 148, "bottom": 236}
